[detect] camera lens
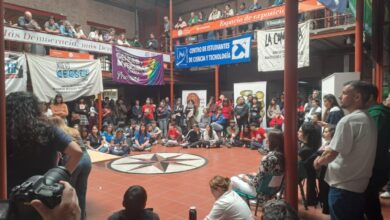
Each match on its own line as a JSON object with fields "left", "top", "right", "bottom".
{"left": 43, "top": 166, "right": 70, "bottom": 185}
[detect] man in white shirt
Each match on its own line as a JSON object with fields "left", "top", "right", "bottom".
{"left": 314, "top": 80, "right": 378, "bottom": 220}
{"left": 208, "top": 6, "right": 223, "bottom": 39}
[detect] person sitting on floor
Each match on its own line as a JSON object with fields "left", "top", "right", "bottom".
{"left": 239, "top": 125, "right": 252, "bottom": 148}
{"left": 132, "top": 124, "right": 152, "bottom": 151}
{"left": 124, "top": 120, "right": 138, "bottom": 147}
{"left": 182, "top": 124, "right": 202, "bottom": 148}
{"left": 205, "top": 175, "right": 253, "bottom": 220}
{"left": 249, "top": 123, "right": 266, "bottom": 151}
{"left": 109, "top": 185, "right": 160, "bottom": 220}
{"left": 202, "top": 124, "right": 222, "bottom": 148}
{"left": 199, "top": 108, "right": 211, "bottom": 129}
{"left": 231, "top": 129, "right": 284, "bottom": 199}
{"left": 164, "top": 122, "right": 181, "bottom": 147}
{"left": 210, "top": 108, "right": 226, "bottom": 134}
{"left": 149, "top": 121, "right": 162, "bottom": 145}
{"left": 225, "top": 120, "right": 240, "bottom": 147}
{"left": 110, "top": 128, "right": 130, "bottom": 156}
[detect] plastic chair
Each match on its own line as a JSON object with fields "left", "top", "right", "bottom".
{"left": 234, "top": 173, "right": 284, "bottom": 216}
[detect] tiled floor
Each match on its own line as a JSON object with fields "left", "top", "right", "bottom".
{"left": 86, "top": 145, "right": 390, "bottom": 220}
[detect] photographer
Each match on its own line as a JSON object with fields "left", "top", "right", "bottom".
{"left": 6, "top": 92, "right": 83, "bottom": 192}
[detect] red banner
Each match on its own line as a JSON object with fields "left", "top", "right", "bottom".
{"left": 172, "top": 0, "right": 324, "bottom": 38}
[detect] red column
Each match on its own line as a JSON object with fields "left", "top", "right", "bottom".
{"left": 372, "top": 0, "right": 384, "bottom": 102}
{"left": 284, "top": 0, "right": 299, "bottom": 210}
{"left": 98, "top": 93, "right": 103, "bottom": 130}
{"left": 169, "top": 0, "right": 174, "bottom": 108}
{"left": 215, "top": 65, "right": 219, "bottom": 99}
{"left": 0, "top": 0, "right": 8, "bottom": 199}
{"left": 355, "top": 0, "right": 363, "bottom": 73}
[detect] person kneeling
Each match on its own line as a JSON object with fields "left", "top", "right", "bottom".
{"left": 231, "top": 130, "right": 284, "bottom": 200}
{"left": 108, "top": 185, "right": 159, "bottom": 220}
{"left": 132, "top": 124, "right": 152, "bottom": 151}
{"left": 110, "top": 128, "right": 130, "bottom": 156}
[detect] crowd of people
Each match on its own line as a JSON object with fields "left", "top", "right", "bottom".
{"left": 4, "top": 11, "right": 160, "bottom": 51}
{"left": 5, "top": 80, "right": 390, "bottom": 220}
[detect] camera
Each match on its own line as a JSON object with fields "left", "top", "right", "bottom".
{"left": 0, "top": 166, "right": 70, "bottom": 220}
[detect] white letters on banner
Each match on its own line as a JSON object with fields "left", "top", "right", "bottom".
{"left": 257, "top": 20, "right": 310, "bottom": 72}
{"left": 27, "top": 54, "right": 104, "bottom": 102}
{"left": 5, "top": 52, "right": 27, "bottom": 95}
{"left": 4, "top": 26, "right": 170, "bottom": 62}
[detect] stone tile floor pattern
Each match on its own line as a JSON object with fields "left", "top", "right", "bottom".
{"left": 86, "top": 145, "right": 390, "bottom": 220}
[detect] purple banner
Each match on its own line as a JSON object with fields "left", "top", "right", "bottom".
{"left": 112, "top": 46, "right": 164, "bottom": 85}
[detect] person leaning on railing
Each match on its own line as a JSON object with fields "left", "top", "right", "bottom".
{"left": 18, "top": 10, "right": 41, "bottom": 31}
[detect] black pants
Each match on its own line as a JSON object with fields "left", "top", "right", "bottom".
{"left": 237, "top": 118, "right": 248, "bottom": 134}
{"left": 364, "top": 169, "right": 389, "bottom": 220}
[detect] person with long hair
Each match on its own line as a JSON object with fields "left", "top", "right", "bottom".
{"left": 156, "top": 100, "right": 170, "bottom": 139}
{"left": 73, "top": 98, "right": 89, "bottom": 127}
{"left": 298, "top": 122, "right": 321, "bottom": 206}
{"left": 110, "top": 128, "right": 130, "bottom": 156}
{"left": 249, "top": 97, "right": 264, "bottom": 126}
{"left": 201, "top": 124, "right": 222, "bottom": 148}
{"left": 86, "top": 125, "right": 104, "bottom": 151}
{"left": 267, "top": 97, "right": 281, "bottom": 125}
{"left": 172, "top": 98, "right": 184, "bottom": 129}
{"left": 6, "top": 92, "right": 82, "bottom": 192}
{"left": 50, "top": 93, "right": 69, "bottom": 124}
{"left": 108, "top": 185, "right": 159, "bottom": 220}
{"left": 132, "top": 123, "right": 152, "bottom": 151}
{"left": 49, "top": 116, "right": 91, "bottom": 220}
{"left": 185, "top": 99, "right": 197, "bottom": 131}
{"left": 205, "top": 176, "right": 253, "bottom": 219}
{"left": 320, "top": 94, "right": 344, "bottom": 126}
{"left": 313, "top": 124, "right": 336, "bottom": 214}
{"left": 234, "top": 96, "right": 249, "bottom": 134}
{"left": 231, "top": 130, "right": 284, "bottom": 197}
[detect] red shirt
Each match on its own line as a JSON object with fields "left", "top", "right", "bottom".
{"left": 222, "top": 106, "right": 233, "bottom": 120}
{"left": 269, "top": 115, "right": 284, "bottom": 127}
{"left": 142, "top": 104, "right": 155, "bottom": 120}
{"left": 168, "top": 127, "right": 180, "bottom": 140}
{"left": 250, "top": 127, "right": 266, "bottom": 142}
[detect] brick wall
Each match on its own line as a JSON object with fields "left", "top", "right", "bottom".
{"left": 5, "top": 0, "right": 137, "bottom": 37}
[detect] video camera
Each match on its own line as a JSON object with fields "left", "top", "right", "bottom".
{"left": 0, "top": 167, "right": 70, "bottom": 220}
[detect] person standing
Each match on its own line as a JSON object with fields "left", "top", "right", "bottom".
{"left": 132, "top": 100, "right": 143, "bottom": 123}
{"left": 142, "top": 98, "right": 155, "bottom": 125}
{"left": 234, "top": 96, "right": 249, "bottom": 134}
{"left": 51, "top": 94, "right": 69, "bottom": 124}
{"left": 363, "top": 87, "right": 390, "bottom": 220}
{"left": 156, "top": 100, "right": 170, "bottom": 139}
{"left": 313, "top": 81, "right": 377, "bottom": 220}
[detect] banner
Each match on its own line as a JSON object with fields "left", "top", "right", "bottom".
{"left": 112, "top": 46, "right": 164, "bottom": 85}
{"left": 175, "top": 33, "right": 252, "bottom": 68}
{"left": 172, "top": 0, "right": 324, "bottom": 38}
{"left": 318, "top": 0, "right": 348, "bottom": 13}
{"left": 257, "top": 20, "right": 310, "bottom": 72}
{"left": 5, "top": 52, "right": 27, "bottom": 95}
{"left": 27, "top": 54, "right": 103, "bottom": 102}
{"left": 4, "top": 26, "right": 170, "bottom": 62}
{"left": 234, "top": 81, "right": 267, "bottom": 128}
{"left": 182, "top": 90, "right": 207, "bottom": 122}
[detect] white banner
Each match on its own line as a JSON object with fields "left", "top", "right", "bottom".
{"left": 5, "top": 52, "right": 27, "bottom": 95}
{"left": 233, "top": 81, "right": 267, "bottom": 128}
{"left": 4, "top": 26, "right": 170, "bottom": 62}
{"left": 257, "top": 20, "right": 310, "bottom": 72}
{"left": 27, "top": 54, "right": 104, "bottom": 102}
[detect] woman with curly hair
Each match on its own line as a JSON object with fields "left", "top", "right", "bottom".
{"left": 6, "top": 92, "right": 82, "bottom": 192}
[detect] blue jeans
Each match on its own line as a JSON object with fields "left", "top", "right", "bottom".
{"left": 109, "top": 146, "right": 130, "bottom": 156}
{"left": 70, "top": 151, "right": 92, "bottom": 220}
{"left": 158, "top": 118, "right": 168, "bottom": 138}
{"left": 250, "top": 141, "right": 263, "bottom": 150}
{"left": 328, "top": 187, "right": 365, "bottom": 220}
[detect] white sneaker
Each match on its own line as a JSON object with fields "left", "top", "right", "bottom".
{"left": 380, "top": 191, "right": 390, "bottom": 199}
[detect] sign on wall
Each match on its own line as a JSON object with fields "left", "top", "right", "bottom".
{"left": 257, "top": 20, "right": 310, "bottom": 72}
{"left": 233, "top": 81, "right": 267, "bottom": 127}
{"left": 5, "top": 52, "right": 27, "bottom": 95}
{"left": 175, "top": 33, "right": 252, "bottom": 68}
{"left": 112, "top": 46, "right": 164, "bottom": 86}
{"left": 27, "top": 54, "right": 104, "bottom": 102}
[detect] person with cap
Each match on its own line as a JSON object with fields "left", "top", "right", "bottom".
{"left": 110, "top": 128, "right": 130, "bottom": 156}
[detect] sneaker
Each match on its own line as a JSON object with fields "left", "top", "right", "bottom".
{"left": 258, "top": 148, "right": 268, "bottom": 155}
{"left": 249, "top": 200, "right": 257, "bottom": 206}
{"left": 380, "top": 191, "right": 390, "bottom": 199}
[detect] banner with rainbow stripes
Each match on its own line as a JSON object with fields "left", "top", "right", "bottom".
{"left": 112, "top": 46, "right": 164, "bottom": 85}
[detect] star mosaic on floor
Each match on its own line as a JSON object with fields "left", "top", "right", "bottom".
{"left": 108, "top": 153, "right": 208, "bottom": 174}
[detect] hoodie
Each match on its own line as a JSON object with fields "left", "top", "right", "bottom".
{"left": 368, "top": 104, "right": 390, "bottom": 171}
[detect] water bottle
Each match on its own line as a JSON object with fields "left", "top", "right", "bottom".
{"left": 189, "top": 206, "right": 197, "bottom": 220}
